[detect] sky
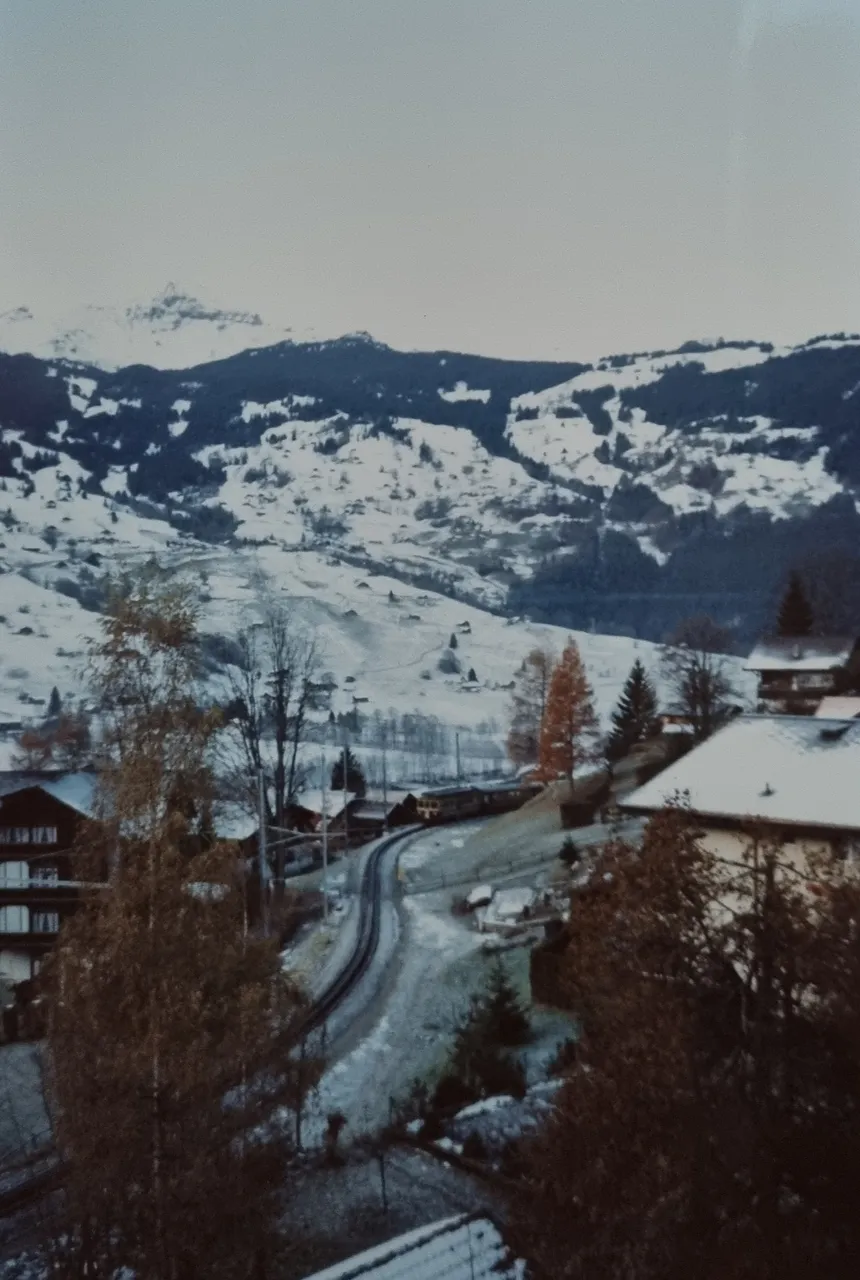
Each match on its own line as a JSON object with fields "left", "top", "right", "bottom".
{"left": 1, "top": 0, "right": 859, "bottom": 361}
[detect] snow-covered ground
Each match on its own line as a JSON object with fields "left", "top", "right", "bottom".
{"left": 1, "top": 473, "right": 743, "bottom": 775}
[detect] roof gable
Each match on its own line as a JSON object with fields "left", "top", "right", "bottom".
{"left": 0, "top": 771, "right": 96, "bottom": 818}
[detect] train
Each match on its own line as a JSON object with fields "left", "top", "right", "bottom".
{"left": 415, "top": 779, "right": 543, "bottom": 824}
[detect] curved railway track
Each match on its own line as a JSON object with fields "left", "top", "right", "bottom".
{"left": 300, "top": 824, "right": 417, "bottom": 1035}
{"left": 0, "top": 826, "right": 416, "bottom": 1222}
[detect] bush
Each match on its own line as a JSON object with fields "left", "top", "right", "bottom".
{"left": 559, "top": 836, "right": 580, "bottom": 867}
{"left": 547, "top": 1037, "right": 578, "bottom": 1077}
{"left": 461, "top": 1131, "right": 488, "bottom": 1161}
{"left": 432, "top": 1072, "right": 475, "bottom": 1115}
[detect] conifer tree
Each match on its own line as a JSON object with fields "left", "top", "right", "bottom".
{"left": 331, "top": 745, "right": 366, "bottom": 797}
{"left": 776, "top": 570, "right": 815, "bottom": 638}
{"left": 606, "top": 659, "right": 658, "bottom": 762}
{"left": 47, "top": 685, "right": 62, "bottom": 718}
{"left": 537, "top": 638, "right": 599, "bottom": 783}
{"left": 449, "top": 631, "right": 458, "bottom": 649}
{"left": 484, "top": 957, "right": 531, "bottom": 1047}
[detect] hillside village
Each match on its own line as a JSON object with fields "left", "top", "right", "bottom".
{"left": 1, "top": 556, "right": 860, "bottom": 1275}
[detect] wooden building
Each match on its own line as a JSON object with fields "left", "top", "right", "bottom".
{"left": 620, "top": 714, "right": 860, "bottom": 876}
{"left": 745, "top": 636, "right": 860, "bottom": 715}
{"left": 0, "top": 772, "right": 97, "bottom": 983}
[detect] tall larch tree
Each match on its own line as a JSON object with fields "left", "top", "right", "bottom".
{"left": 507, "top": 647, "right": 555, "bottom": 767}
{"left": 776, "top": 570, "right": 815, "bottom": 638}
{"left": 536, "top": 638, "right": 598, "bottom": 784}
{"left": 606, "top": 659, "right": 659, "bottom": 762}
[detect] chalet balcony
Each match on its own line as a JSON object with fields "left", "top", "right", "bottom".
{"left": 758, "top": 676, "right": 834, "bottom": 697}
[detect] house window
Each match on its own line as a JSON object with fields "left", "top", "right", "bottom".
{"left": 0, "top": 828, "right": 32, "bottom": 845}
{"left": 31, "top": 827, "right": 58, "bottom": 845}
{"left": 0, "top": 905, "right": 29, "bottom": 933}
{"left": 30, "top": 864, "right": 59, "bottom": 885}
{"left": 793, "top": 672, "right": 830, "bottom": 691}
{"left": 0, "top": 862, "right": 29, "bottom": 887}
{"left": 31, "top": 912, "right": 59, "bottom": 934}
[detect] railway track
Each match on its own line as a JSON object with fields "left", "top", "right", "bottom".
{"left": 301, "top": 824, "right": 418, "bottom": 1035}
{"left": 0, "top": 826, "right": 416, "bottom": 1223}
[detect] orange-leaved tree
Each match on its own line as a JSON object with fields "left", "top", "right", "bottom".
{"left": 507, "top": 647, "right": 555, "bottom": 767}
{"left": 536, "top": 637, "right": 599, "bottom": 783}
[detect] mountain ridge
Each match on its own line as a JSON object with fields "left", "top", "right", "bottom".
{"left": 2, "top": 301, "right": 860, "bottom": 647}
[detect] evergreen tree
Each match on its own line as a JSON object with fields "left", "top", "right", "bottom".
{"left": 484, "top": 958, "right": 531, "bottom": 1046}
{"left": 537, "top": 638, "right": 599, "bottom": 783}
{"left": 47, "top": 685, "right": 62, "bottom": 718}
{"left": 606, "top": 659, "right": 658, "bottom": 763}
{"left": 776, "top": 570, "right": 815, "bottom": 637}
{"left": 331, "top": 745, "right": 366, "bottom": 797}
{"left": 449, "top": 632, "right": 458, "bottom": 649}
{"left": 468, "top": 667, "right": 478, "bottom": 683}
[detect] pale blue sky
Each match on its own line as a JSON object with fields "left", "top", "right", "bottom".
{"left": 1, "top": 0, "right": 858, "bottom": 359}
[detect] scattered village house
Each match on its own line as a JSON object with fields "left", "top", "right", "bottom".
{"left": 745, "top": 636, "right": 860, "bottom": 715}
{"left": 620, "top": 714, "right": 860, "bottom": 879}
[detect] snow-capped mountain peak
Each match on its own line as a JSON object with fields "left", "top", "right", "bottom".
{"left": 0, "top": 285, "right": 323, "bottom": 372}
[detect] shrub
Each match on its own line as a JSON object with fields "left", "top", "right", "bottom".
{"left": 559, "top": 836, "right": 580, "bottom": 867}
{"left": 432, "top": 1071, "right": 475, "bottom": 1115}
{"left": 461, "top": 1131, "right": 488, "bottom": 1161}
{"left": 547, "top": 1037, "right": 578, "bottom": 1076}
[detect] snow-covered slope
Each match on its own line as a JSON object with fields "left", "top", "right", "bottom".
{"left": 0, "top": 469, "right": 720, "bottom": 779}
{"left": 3, "top": 314, "right": 860, "bottom": 647}
{"left": 0, "top": 285, "right": 322, "bottom": 371}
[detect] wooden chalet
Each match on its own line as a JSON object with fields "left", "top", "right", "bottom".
{"left": 745, "top": 636, "right": 860, "bottom": 715}
{"left": 0, "top": 772, "right": 97, "bottom": 984}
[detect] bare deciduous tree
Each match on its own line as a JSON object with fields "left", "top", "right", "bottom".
{"left": 221, "top": 592, "right": 320, "bottom": 880}
{"left": 661, "top": 614, "right": 737, "bottom": 741}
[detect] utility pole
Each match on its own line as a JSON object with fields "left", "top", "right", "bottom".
{"left": 342, "top": 727, "right": 349, "bottom": 854}
{"left": 455, "top": 731, "right": 462, "bottom": 783}
{"left": 258, "top": 769, "right": 269, "bottom": 938}
{"left": 382, "top": 734, "right": 388, "bottom": 835}
{"left": 320, "top": 751, "right": 329, "bottom": 922}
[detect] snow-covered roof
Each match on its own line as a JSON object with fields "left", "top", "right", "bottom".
{"left": 351, "top": 800, "right": 399, "bottom": 820}
{"left": 303, "top": 1215, "right": 516, "bottom": 1280}
{"left": 212, "top": 804, "right": 258, "bottom": 841}
{"left": 0, "top": 771, "right": 96, "bottom": 817}
{"left": 815, "top": 697, "right": 860, "bottom": 719}
{"left": 293, "top": 789, "right": 356, "bottom": 819}
{"left": 744, "top": 637, "right": 856, "bottom": 672}
{"left": 622, "top": 715, "right": 860, "bottom": 832}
